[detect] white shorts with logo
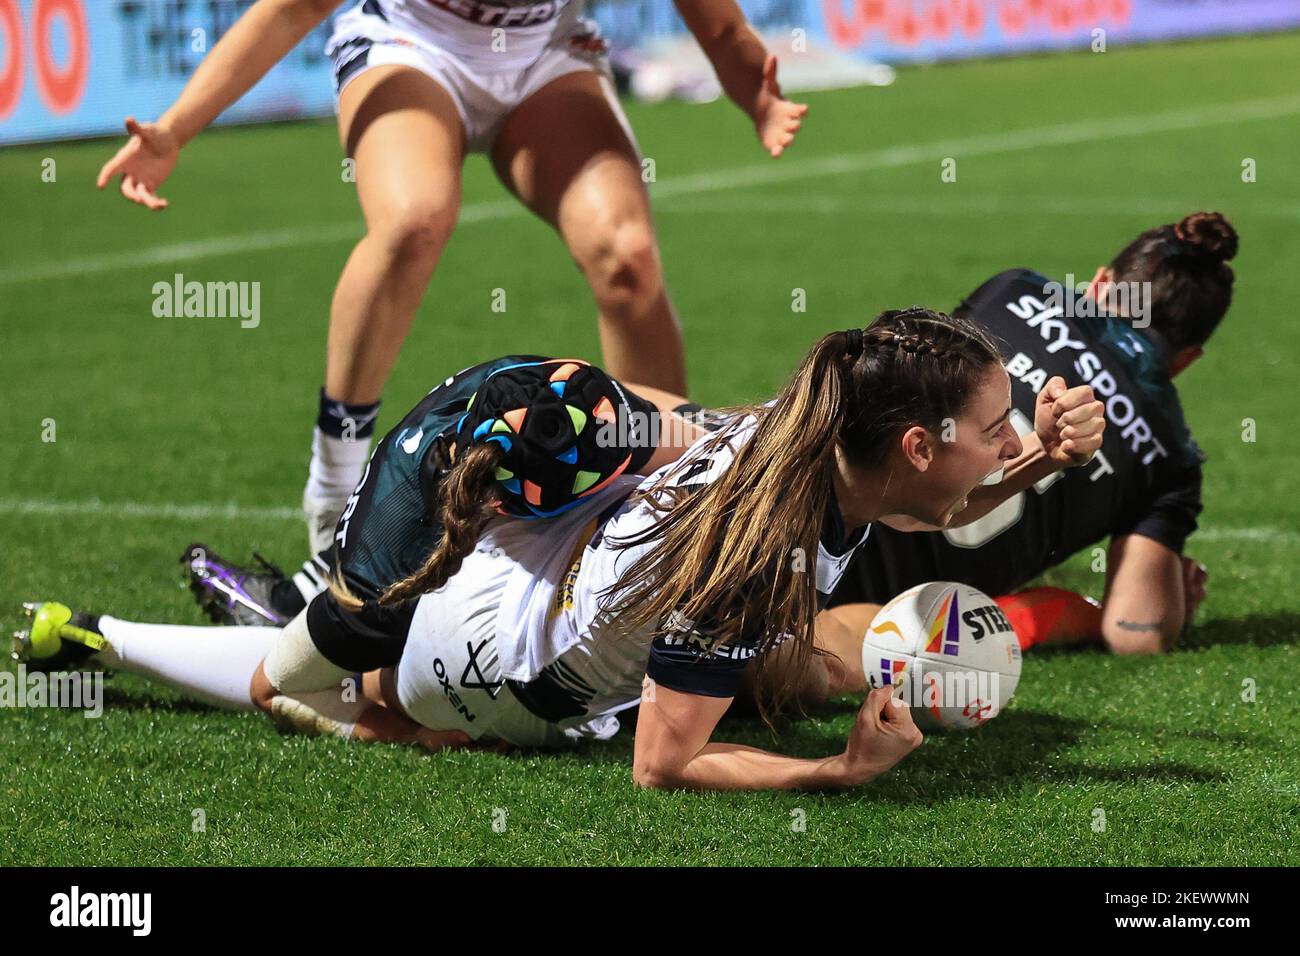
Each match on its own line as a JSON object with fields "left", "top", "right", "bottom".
{"left": 395, "top": 544, "right": 574, "bottom": 748}
{"left": 326, "top": 0, "right": 633, "bottom": 154}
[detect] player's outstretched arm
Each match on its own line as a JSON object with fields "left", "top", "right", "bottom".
{"left": 673, "top": 0, "right": 808, "bottom": 158}
{"left": 621, "top": 381, "right": 707, "bottom": 474}
{"left": 96, "top": 0, "right": 341, "bottom": 209}
{"left": 633, "top": 680, "right": 921, "bottom": 791}
{"left": 1100, "top": 535, "right": 1190, "bottom": 654}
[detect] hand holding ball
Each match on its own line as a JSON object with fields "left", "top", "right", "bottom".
{"left": 861, "top": 582, "right": 1023, "bottom": 731}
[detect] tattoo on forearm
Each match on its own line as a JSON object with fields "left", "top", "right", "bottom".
{"left": 1116, "top": 620, "right": 1161, "bottom": 632}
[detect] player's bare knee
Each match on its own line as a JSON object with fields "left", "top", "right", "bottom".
{"left": 259, "top": 606, "right": 353, "bottom": 707}
{"left": 587, "top": 221, "right": 662, "bottom": 320}
{"left": 376, "top": 197, "right": 459, "bottom": 268}
{"left": 250, "top": 662, "right": 277, "bottom": 713}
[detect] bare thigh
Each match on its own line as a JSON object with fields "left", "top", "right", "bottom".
{"left": 325, "top": 65, "right": 468, "bottom": 400}
{"left": 488, "top": 68, "right": 684, "bottom": 391}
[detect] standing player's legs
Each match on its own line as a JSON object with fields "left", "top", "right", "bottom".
{"left": 490, "top": 70, "right": 687, "bottom": 396}
{"left": 303, "top": 65, "right": 468, "bottom": 552}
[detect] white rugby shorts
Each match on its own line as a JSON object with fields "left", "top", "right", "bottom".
{"left": 395, "top": 544, "right": 573, "bottom": 747}
{"left": 326, "top": 0, "right": 632, "bottom": 153}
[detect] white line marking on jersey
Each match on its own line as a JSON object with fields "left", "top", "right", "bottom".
{"left": 5, "top": 94, "right": 1299, "bottom": 286}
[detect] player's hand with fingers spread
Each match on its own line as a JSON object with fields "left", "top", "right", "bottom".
{"left": 96, "top": 117, "right": 179, "bottom": 211}
{"left": 1034, "top": 375, "right": 1105, "bottom": 468}
{"left": 832, "top": 686, "right": 923, "bottom": 786}
{"left": 750, "top": 54, "right": 808, "bottom": 158}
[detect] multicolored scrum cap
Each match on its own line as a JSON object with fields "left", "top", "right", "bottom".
{"left": 452, "top": 359, "right": 636, "bottom": 519}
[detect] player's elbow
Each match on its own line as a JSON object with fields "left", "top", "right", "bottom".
{"left": 300, "top": 0, "right": 344, "bottom": 18}
{"left": 1102, "top": 619, "right": 1180, "bottom": 655}
{"left": 678, "top": 4, "right": 742, "bottom": 52}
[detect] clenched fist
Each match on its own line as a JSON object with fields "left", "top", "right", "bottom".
{"left": 1034, "top": 375, "right": 1105, "bottom": 467}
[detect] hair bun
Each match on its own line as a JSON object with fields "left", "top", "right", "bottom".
{"left": 1174, "top": 211, "right": 1238, "bottom": 263}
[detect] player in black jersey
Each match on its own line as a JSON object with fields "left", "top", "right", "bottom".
{"left": 806, "top": 213, "right": 1236, "bottom": 706}
{"left": 18, "top": 313, "right": 1106, "bottom": 790}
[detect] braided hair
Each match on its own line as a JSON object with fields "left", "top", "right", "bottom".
{"left": 841, "top": 308, "right": 1004, "bottom": 466}
{"left": 604, "top": 307, "right": 1004, "bottom": 723}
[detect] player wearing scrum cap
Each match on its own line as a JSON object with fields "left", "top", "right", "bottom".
{"left": 800, "top": 214, "right": 1236, "bottom": 711}
{"left": 18, "top": 311, "right": 1106, "bottom": 790}
{"left": 17, "top": 356, "right": 703, "bottom": 748}
{"left": 174, "top": 355, "right": 709, "bottom": 629}
{"left": 96, "top": 0, "right": 810, "bottom": 557}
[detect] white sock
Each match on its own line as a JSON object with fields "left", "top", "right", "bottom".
{"left": 304, "top": 427, "right": 371, "bottom": 508}
{"left": 97, "top": 617, "right": 277, "bottom": 711}
{"left": 292, "top": 554, "right": 330, "bottom": 604}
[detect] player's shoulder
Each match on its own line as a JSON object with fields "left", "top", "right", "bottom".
{"left": 1080, "top": 316, "right": 1204, "bottom": 469}
{"left": 640, "top": 413, "right": 757, "bottom": 493}
{"left": 953, "top": 268, "right": 1051, "bottom": 319}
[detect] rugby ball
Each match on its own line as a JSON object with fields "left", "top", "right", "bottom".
{"left": 861, "top": 581, "right": 1022, "bottom": 731}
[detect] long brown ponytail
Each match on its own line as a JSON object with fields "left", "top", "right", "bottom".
{"left": 602, "top": 308, "right": 1003, "bottom": 716}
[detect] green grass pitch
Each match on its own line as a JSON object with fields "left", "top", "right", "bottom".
{"left": 1, "top": 30, "right": 1297, "bottom": 866}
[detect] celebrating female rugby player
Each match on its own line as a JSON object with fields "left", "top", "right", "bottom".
{"left": 18, "top": 311, "right": 1104, "bottom": 791}
{"left": 803, "top": 212, "right": 1236, "bottom": 711}
{"left": 95, "top": 0, "right": 809, "bottom": 555}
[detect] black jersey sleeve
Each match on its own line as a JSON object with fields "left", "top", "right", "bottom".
{"left": 644, "top": 533, "right": 771, "bottom": 699}
{"left": 952, "top": 268, "right": 1044, "bottom": 321}
{"left": 621, "top": 384, "right": 661, "bottom": 474}
{"left": 645, "top": 615, "right": 767, "bottom": 698}
{"left": 1113, "top": 462, "right": 1203, "bottom": 554}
